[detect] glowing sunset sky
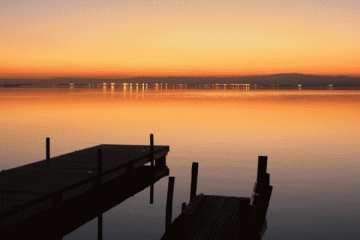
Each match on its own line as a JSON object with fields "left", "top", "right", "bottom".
{"left": 1, "top": 0, "right": 359, "bottom": 78}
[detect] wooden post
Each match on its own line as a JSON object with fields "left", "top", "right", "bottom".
{"left": 190, "top": 162, "right": 199, "bottom": 202}
{"left": 165, "top": 177, "right": 175, "bottom": 232}
{"left": 150, "top": 134, "right": 154, "bottom": 167}
{"left": 181, "top": 202, "right": 186, "bottom": 213}
{"left": 46, "top": 137, "right": 50, "bottom": 160}
{"left": 257, "top": 156, "right": 267, "bottom": 183}
{"left": 97, "top": 149, "right": 103, "bottom": 186}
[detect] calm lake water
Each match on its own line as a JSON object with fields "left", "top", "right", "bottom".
{"left": 1, "top": 86, "right": 359, "bottom": 239}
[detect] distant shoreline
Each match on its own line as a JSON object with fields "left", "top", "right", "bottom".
{"left": 1, "top": 74, "right": 359, "bottom": 88}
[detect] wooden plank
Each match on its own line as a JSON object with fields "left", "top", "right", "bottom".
{"left": 192, "top": 195, "right": 227, "bottom": 240}
{"left": 1, "top": 166, "right": 170, "bottom": 239}
{"left": 161, "top": 194, "right": 205, "bottom": 240}
{"left": 224, "top": 197, "right": 252, "bottom": 240}
{"left": 0, "top": 144, "right": 170, "bottom": 229}
{"left": 183, "top": 194, "right": 204, "bottom": 215}
{"left": 207, "top": 197, "right": 239, "bottom": 240}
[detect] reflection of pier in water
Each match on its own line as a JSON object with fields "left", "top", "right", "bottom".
{"left": 0, "top": 135, "right": 169, "bottom": 239}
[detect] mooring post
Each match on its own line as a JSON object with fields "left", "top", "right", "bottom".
{"left": 190, "top": 162, "right": 199, "bottom": 202}
{"left": 97, "top": 149, "right": 103, "bottom": 186}
{"left": 46, "top": 137, "right": 50, "bottom": 160}
{"left": 257, "top": 156, "right": 268, "bottom": 183}
{"left": 181, "top": 202, "right": 186, "bottom": 213}
{"left": 150, "top": 134, "right": 154, "bottom": 167}
{"left": 165, "top": 176, "right": 175, "bottom": 233}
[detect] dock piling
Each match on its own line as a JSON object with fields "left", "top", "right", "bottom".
{"left": 46, "top": 137, "right": 50, "bottom": 160}
{"left": 165, "top": 177, "right": 175, "bottom": 233}
{"left": 190, "top": 162, "right": 199, "bottom": 201}
{"left": 150, "top": 134, "right": 154, "bottom": 167}
{"left": 257, "top": 156, "right": 267, "bottom": 183}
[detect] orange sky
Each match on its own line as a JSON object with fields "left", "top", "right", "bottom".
{"left": 1, "top": 0, "right": 359, "bottom": 78}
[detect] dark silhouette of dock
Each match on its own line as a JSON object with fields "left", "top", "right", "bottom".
{"left": 161, "top": 157, "right": 272, "bottom": 240}
{"left": 0, "top": 135, "right": 170, "bottom": 239}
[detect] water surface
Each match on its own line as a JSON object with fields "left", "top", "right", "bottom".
{"left": 1, "top": 87, "right": 359, "bottom": 239}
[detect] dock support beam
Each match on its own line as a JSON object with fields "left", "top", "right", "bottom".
{"left": 150, "top": 134, "right": 154, "bottom": 167}
{"left": 165, "top": 177, "right": 175, "bottom": 232}
{"left": 190, "top": 162, "right": 199, "bottom": 201}
{"left": 46, "top": 137, "right": 50, "bottom": 160}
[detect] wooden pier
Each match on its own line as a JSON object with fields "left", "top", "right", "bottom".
{"left": 0, "top": 136, "right": 170, "bottom": 239}
{"left": 161, "top": 157, "right": 273, "bottom": 240}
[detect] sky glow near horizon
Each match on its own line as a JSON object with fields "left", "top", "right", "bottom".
{"left": 1, "top": 0, "right": 359, "bottom": 78}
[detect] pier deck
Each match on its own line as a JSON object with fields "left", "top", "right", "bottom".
{"left": 162, "top": 194, "right": 261, "bottom": 240}
{"left": 161, "top": 156, "right": 272, "bottom": 240}
{"left": 0, "top": 143, "right": 169, "bottom": 237}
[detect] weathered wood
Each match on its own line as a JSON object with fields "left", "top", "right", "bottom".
{"left": 1, "top": 166, "right": 170, "bottom": 239}
{"left": 224, "top": 198, "right": 252, "bottom": 240}
{"left": 0, "top": 144, "right": 170, "bottom": 233}
{"left": 183, "top": 196, "right": 221, "bottom": 239}
{"left": 46, "top": 138, "right": 50, "bottom": 160}
{"left": 165, "top": 177, "right": 175, "bottom": 232}
{"left": 183, "top": 194, "right": 205, "bottom": 215}
{"left": 190, "top": 162, "right": 199, "bottom": 201}
{"left": 257, "top": 156, "right": 267, "bottom": 183}
{"left": 207, "top": 197, "right": 239, "bottom": 240}
{"left": 161, "top": 195, "right": 260, "bottom": 240}
{"left": 161, "top": 155, "right": 273, "bottom": 240}
{"left": 156, "top": 156, "right": 166, "bottom": 168}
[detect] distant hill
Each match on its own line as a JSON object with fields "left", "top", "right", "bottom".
{"left": 1, "top": 74, "right": 359, "bottom": 87}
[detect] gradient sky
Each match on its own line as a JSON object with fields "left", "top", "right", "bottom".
{"left": 1, "top": 0, "right": 359, "bottom": 78}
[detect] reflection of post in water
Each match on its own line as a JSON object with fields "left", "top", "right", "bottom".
{"left": 98, "top": 212, "right": 103, "bottom": 240}
{"left": 97, "top": 149, "right": 103, "bottom": 240}
{"left": 111, "top": 85, "right": 115, "bottom": 98}
{"left": 130, "top": 84, "right": 133, "bottom": 99}
{"left": 123, "top": 84, "right": 126, "bottom": 98}
{"left": 136, "top": 84, "right": 139, "bottom": 99}
{"left": 150, "top": 183, "right": 154, "bottom": 204}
